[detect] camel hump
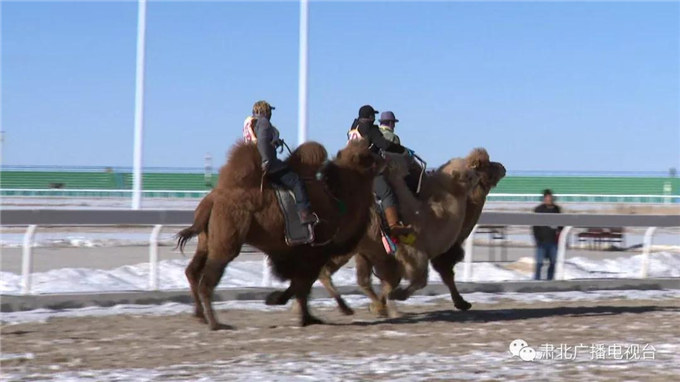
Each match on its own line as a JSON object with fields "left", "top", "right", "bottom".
{"left": 217, "top": 142, "right": 262, "bottom": 189}
{"left": 285, "top": 141, "right": 328, "bottom": 178}
{"left": 216, "top": 141, "right": 328, "bottom": 189}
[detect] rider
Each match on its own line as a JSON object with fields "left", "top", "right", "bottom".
{"left": 379, "top": 110, "right": 422, "bottom": 195}
{"left": 348, "top": 105, "right": 413, "bottom": 236}
{"left": 378, "top": 111, "right": 401, "bottom": 144}
{"left": 248, "top": 100, "right": 317, "bottom": 225}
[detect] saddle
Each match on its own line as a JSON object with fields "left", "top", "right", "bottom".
{"left": 272, "top": 184, "right": 316, "bottom": 246}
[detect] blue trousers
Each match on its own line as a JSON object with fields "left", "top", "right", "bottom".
{"left": 535, "top": 242, "right": 557, "bottom": 280}
{"left": 374, "top": 174, "right": 397, "bottom": 209}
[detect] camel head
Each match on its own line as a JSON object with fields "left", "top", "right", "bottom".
{"left": 335, "top": 139, "right": 386, "bottom": 177}
{"left": 436, "top": 158, "right": 480, "bottom": 196}
{"left": 465, "top": 148, "right": 506, "bottom": 192}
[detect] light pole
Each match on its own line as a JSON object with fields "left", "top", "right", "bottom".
{"left": 0, "top": 131, "right": 5, "bottom": 171}
{"left": 132, "top": 0, "right": 148, "bottom": 210}
{"left": 204, "top": 153, "right": 213, "bottom": 186}
{"left": 297, "top": 0, "right": 309, "bottom": 145}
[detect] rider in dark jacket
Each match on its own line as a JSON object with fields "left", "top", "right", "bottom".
{"left": 252, "top": 100, "right": 316, "bottom": 225}
{"left": 348, "top": 105, "right": 413, "bottom": 236}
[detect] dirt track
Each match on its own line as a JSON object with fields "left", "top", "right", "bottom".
{"left": 2, "top": 297, "right": 679, "bottom": 381}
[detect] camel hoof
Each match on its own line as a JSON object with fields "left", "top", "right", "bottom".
{"left": 387, "top": 308, "right": 402, "bottom": 319}
{"left": 389, "top": 288, "right": 410, "bottom": 301}
{"left": 265, "top": 290, "right": 291, "bottom": 306}
{"left": 193, "top": 312, "right": 208, "bottom": 324}
{"left": 368, "top": 302, "right": 388, "bottom": 318}
{"left": 209, "top": 322, "right": 236, "bottom": 331}
{"left": 454, "top": 300, "right": 472, "bottom": 311}
{"left": 301, "top": 315, "right": 325, "bottom": 327}
{"left": 337, "top": 301, "right": 355, "bottom": 316}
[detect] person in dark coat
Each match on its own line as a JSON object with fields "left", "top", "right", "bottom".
{"left": 532, "top": 189, "right": 562, "bottom": 280}
{"left": 251, "top": 100, "right": 316, "bottom": 225}
{"left": 347, "top": 105, "right": 413, "bottom": 236}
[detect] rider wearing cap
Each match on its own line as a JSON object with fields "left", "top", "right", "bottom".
{"left": 250, "top": 100, "right": 317, "bottom": 225}
{"left": 378, "top": 111, "right": 401, "bottom": 145}
{"left": 348, "top": 105, "right": 413, "bottom": 236}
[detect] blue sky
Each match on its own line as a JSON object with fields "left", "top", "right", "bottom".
{"left": 2, "top": 0, "right": 679, "bottom": 172}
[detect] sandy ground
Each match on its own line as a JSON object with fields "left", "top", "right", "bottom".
{"left": 1, "top": 297, "right": 679, "bottom": 381}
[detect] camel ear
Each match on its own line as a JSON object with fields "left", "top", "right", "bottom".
{"left": 467, "top": 148, "right": 489, "bottom": 167}
{"left": 336, "top": 150, "right": 343, "bottom": 159}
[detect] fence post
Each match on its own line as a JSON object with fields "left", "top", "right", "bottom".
{"left": 261, "top": 256, "right": 272, "bottom": 287}
{"left": 462, "top": 225, "right": 479, "bottom": 282}
{"left": 21, "top": 225, "right": 38, "bottom": 295}
{"left": 555, "top": 226, "right": 573, "bottom": 280}
{"left": 639, "top": 226, "right": 657, "bottom": 279}
{"left": 149, "top": 224, "right": 163, "bottom": 291}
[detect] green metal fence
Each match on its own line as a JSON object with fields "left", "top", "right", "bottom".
{"left": 1, "top": 170, "right": 677, "bottom": 203}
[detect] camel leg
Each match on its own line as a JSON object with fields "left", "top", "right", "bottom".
{"left": 290, "top": 276, "right": 324, "bottom": 327}
{"left": 319, "top": 266, "right": 354, "bottom": 316}
{"left": 373, "top": 255, "right": 403, "bottom": 318}
{"left": 198, "top": 256, "right": 236, "bottom": 330}
{"left": 389, "top": 258, "right": 428, "bottom": 301}
{"left": 265, "top": 285, "right": 295, "bottom": 306}
{"left": 200, "top": 215, "right": 246, "bottom": 331}
{"left": 185, "top": 232, "right": 208, "bottom": 323}
{"left": 355, "top": 254, "right": 387, "bottom": 317}
{"left": 431, "top": 244, "right": 471, "bottom": 311}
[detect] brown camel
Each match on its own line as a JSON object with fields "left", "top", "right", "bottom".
{"left": 429, "top": 150, "right": 506, "bottom": 310}
{"left": 272, "top": 149, "right": 489, "bottom": 317}
{"left": 176, "top": 139, "right": 383, "bottom": 329}
{"left": 315, "top": 148, "right": 505, "bottom": 316}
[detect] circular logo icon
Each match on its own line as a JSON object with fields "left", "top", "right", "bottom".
{"left": 509, "top": 339, "right": 529, "bottom": 356}
{"left": 519, "top": 346, "right": 537, "bottom": 362}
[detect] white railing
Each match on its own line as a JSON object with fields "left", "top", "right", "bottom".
{"left": 4, "top": 210, "right": 679, "bottom": 294}
{"left": 17, "top": 224, "right": 177, "bottom": 294}
{"left": 487, "top": 193, "right": 678, "bottom": 204}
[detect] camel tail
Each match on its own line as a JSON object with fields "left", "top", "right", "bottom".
{"left": 175, "top": 195, "right": 213, "bottom": 254}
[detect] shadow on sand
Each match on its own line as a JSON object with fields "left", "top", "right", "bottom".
{"left": 336, "top": 304, "right": 680, "bottom": 327}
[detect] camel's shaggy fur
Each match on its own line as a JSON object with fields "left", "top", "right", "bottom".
{"left": 176, "top": 139, "right": 383, "bottom": 329}
{"left": 315, "top": 148, "right": 506, "bottom": 317}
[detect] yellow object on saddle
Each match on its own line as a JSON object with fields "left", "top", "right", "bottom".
{"left": 398, "top": 233, "right": 417, "bottom": 245}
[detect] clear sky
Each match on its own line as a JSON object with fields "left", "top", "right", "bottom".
{"left": 1, "top": 0, "right": 679, "bottom": 172}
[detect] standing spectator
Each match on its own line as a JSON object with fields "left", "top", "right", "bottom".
{"left": 532, "top": 189, "right": 561, "bottom": 280}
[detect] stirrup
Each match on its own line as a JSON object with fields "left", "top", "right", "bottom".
{"left": 302, "top": 212, "right": 320, "bottom": 226}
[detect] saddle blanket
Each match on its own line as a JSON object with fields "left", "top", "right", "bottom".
{"left": 273, "top": 186, "right": 315, "bottom": 246}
